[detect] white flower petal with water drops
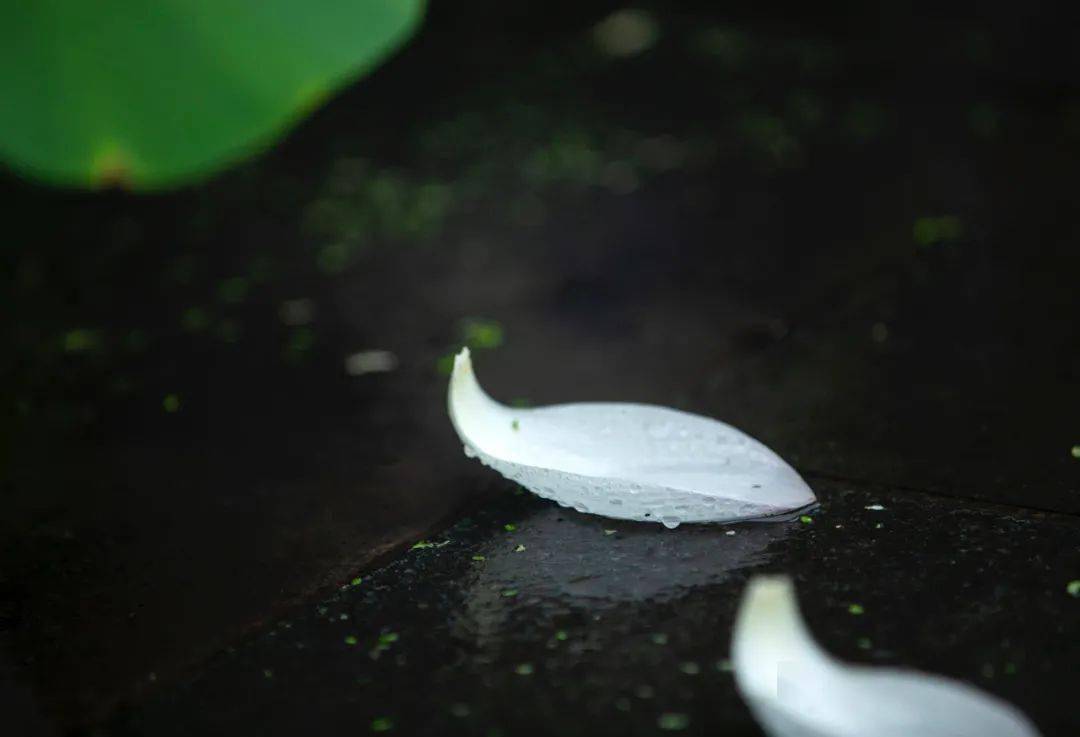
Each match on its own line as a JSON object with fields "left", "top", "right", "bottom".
{"left": 447, "top": 348, "right": 815, "bottom": 527}
{"left": 732, "top": 576, "right": 1043, "bottom": 737}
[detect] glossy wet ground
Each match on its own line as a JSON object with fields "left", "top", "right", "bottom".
{"left": 108, "top": 482, "right": 1080, "bottom": 737}
{"left": 2, "top": 1, "right": 1078, "bottom": 735}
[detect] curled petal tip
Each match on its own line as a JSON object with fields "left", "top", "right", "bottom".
{"left": 745, "top": 575, "right": 796, "bottom": 603}
{"left": 449, "top": 348, "right": 472, "bottom": 388}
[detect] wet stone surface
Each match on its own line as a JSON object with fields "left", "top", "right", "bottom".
{"left": 108, "top": 480, "right": 1080, "bottom": 737}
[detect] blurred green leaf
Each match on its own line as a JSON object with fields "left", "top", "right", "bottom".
{"left": 0, "top": 0, "right": 425, "bottom": 189}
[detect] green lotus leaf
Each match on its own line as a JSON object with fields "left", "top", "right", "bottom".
{"left": 0, "top": 0, "right": 425, "bottom": 189}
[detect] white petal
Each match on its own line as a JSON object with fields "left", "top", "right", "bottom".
{"left": 447, "top": 348, "right": 815, "bottom": 527}
{"left": 732, "top": 576, "right": 1043, "bottom": 737}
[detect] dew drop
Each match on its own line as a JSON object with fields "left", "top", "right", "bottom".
{"left": 660, "top": 515, "right": 681, "bottom": 529}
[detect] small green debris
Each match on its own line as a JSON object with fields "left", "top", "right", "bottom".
{"left": 555, "top": 629, "right": 569, "bottom": 641}
{"left": 514, "top": 544, "right": 526, "bottom": 553}
{"left": 651, "top": 632, "right": 668, "bottom": 645}
{"left": 435, "top": 352, "right": 456, "bottom": 375}
{"left": 317, "top": 242, "right": 353, "bottom": 275}
{"left": 501, "top": 588, "right": 518, "bottom": 598}
{"left": 511, "top": 419, "right": 520, "bottom": 431}
{"left": 262, "top": 668, "right": 274, "bottom": 679}
{"left": 514, "top": 662, "right": 535, "bottom": 676}
{"left": 345, "top": 635, "right": 358, "bottom": 646}
{"left": 217, "top": 276, "right": 250, "bottom": 304}
{"left": 219, "top": 274, "right": 252, "bottom": 302}
{"left": 460, "top": 318, "right": 504, "bottom": 349}
{"left": 63, "top": 328, "right": 103, "bottom": 353}
{"left": 1004, "top": 663, "right": 1017, "bottom": 675}
{"left": 180, "top": 307, "right": 210, "bottom": 333}
{"left": 503, "top": 523, "right": 517, "bottom": 532}
{"left": 61, "top": 326, "right": 101, "bottom": 352}
{"left": 857, "top": 637, "right": 872, "bottom": 650}
{"left": 848, "top": 603, "right": 865, "bottom": 615}
{"left": 370, "top": 631, "right": 399, "bottom": 659}
{"left": 799, "top": 515, "right": 813, "bottom": 524}
{"left": 679, "top": 661, "right": 700, "bottom": 675}
{"left": 412, "top": 540, "right": 436, "bottom": 550}
{"left": 913, "top": 215, "right": 964, "bottom": 246}
{"left": 471, "top": 555, "right": 486, "bottom": 562}
{"left": 287, "top": 327, "right": 315, "bottom": 355}
{"left": 1067, "top": 580, "right": 1080, "bottom": 597}
{"left": 658, "top": 712, "right": 690, "bottom": 731}
{"left": 1070, "top": 445, "right": 1080, "bottom": 459}
{"left": 351, "top": 576, "right": 363, "bottom": 586}
{"left": 162, "top": 394, "right": 181, "bottom": 413}
{"left": 370, "top": 717, "right": 394, "bottom": 732}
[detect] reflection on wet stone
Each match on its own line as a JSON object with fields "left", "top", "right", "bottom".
{"left": 453, "top": 506, "right": 790, "bottom": 646}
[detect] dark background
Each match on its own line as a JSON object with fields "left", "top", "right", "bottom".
{"left": 2, "top": 1, "right": 1078, "bottom": 735}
